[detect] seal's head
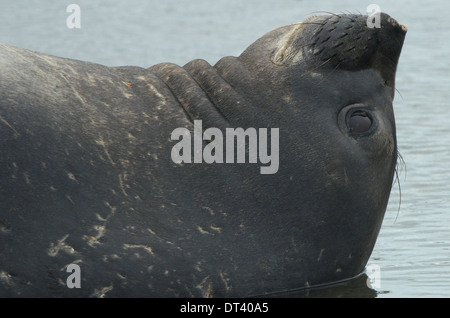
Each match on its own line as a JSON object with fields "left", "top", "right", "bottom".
{"left": 220, "top": 12, "right": 408, "bottom": 290}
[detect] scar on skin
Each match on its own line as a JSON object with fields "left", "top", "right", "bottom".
{"left": 197, "top": 226, "right": 214, "bottom": 235}
{"left": 122, "top": 243, "right": 155, "bottom": 256}
{"left": 83, "top": 225, "right": 106, "bottom": 247}
{"left": 47, "top": 234, "right": 78, "bottom": 257}
{"left": 90, "top": 285, "right": 113, "bottom": 298}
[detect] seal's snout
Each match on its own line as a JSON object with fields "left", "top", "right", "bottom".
{"left": 371, "top": 13, "right": 407, "bottom": 87}
{"left": 269, "top": 12, "right": 406, "bottom": 88}
{"left": 309, "top": 12, "right": 406, "bottom": 87}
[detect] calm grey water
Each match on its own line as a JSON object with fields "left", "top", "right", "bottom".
{"left": 1, "top": 0, "right": 449, "bottom": 298}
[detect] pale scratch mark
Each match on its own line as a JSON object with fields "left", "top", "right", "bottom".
{"left": 118, "top": 173, "right": 128, "bottom": 197}
{"left": 317, "top": 248, "right": 325, "bottom": 261}
{"left": 196, "top": 276, "right": 214, "bottom": 298}
{"left": 70, "top": 85, "right": 88, "bottom": 104}
{"left": 85, "top": 202, "right": 116, "bottom": 246}
{"left": 210, "top": 225, "right": 222, "bottom": 233}
{"left": 36, "top": 53, "right": 59, "bottom": 67}
{"left": 272, "top": 22, "right": 305, "bottom": 64}
{"left": 95, "top": 136, "right": 115, "bottom": 166}
{"left": 48, "top": 234, "right": 78, "bottom": 257}
{"left": 0, "top": 271, "right": 14, "bottom": 286}
{"left": 146, "top": 83, "right": 166, "bottom": 101}
{"left": 83, "top": 225, "right": 106, "bottom": 247}
{"left": 122, "top": 243, "right": 155, "bottom": 256}
{"left": 219, "top": 271, "right": 231, "bottom": 292}
{"left": 147, "top": 228, "right": 175, "bottom": 246}
{"left": 195, "top": 261, "right": 203, "bottom": 272}
{"left": 102, "top": 201, "right": 117, "bottom": 220}
{"left": 59, "top": 73, "right": 88, "bottom": 105}
{"left": 116, "top": 272, "right": 126, "bottom": 280}
{"left": 96, "top": 213, "right": 108, "bottom": 222}
{"left": 11, "top": 162, "right": 18, "bottom": 179}
{"left": 0, "top": 114, "right": 20, "bottom": 137}
{"left": 0, "top": 225, "right": 11, "bottom": 234}
{"left": 60, "top": 259, "right": 83, "bottom": 271}
{"left": 202, "top": 206, "right": 215, "bottom": 216}
{"left": 119, "top": 159, "right": 131, "bottom": 170}
{"left": 105, "top": 201, "right": 117, "bottom": 215}
{"left": 102, "top": 254, "right": 120, "bottom": 262}
{"left": 2, "top": 43, "right": 36, "bottom": 63}
{"left": 197, "top": 226, "right": 212, "bottom": 235}
{"left": 23, "top": 172, "right": 31, "bottom": 184}
{"left": 120, "top": 81, "right": 133, "bottom": 98}
{"left": 65, "top": 195, "right": 74, "bottom": 204}
{"left": 71, "top": 87, "right": 89, "bottom": 104}
{"left": 67, "top": 172, "right": 77, "bottom": 181}
{"left": 90, "top": 285, "right": 113, "bottom": 298}
{"left": 343, "top": 167, "right": 349, "bottom": 186}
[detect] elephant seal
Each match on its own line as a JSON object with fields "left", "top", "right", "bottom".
{"left": 0, "top": 12, "right": 406, "bottom": 297}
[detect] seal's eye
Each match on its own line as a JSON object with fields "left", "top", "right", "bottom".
{"left": 348, "top": 111, "right": 372, "bottom": 134}
{"left": 338, "top": 104, "right": 377, "bottom": 138}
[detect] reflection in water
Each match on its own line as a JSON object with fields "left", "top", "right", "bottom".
{"left": 263, "top": 274, "right": 380, "bottom": 298}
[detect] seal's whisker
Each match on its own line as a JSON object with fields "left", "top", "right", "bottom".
{"left": 395, "top": 87, "right": 404, "bottom": 101}
{"left": 393, "top": 167, "right": 402, "bottom": 223}
{"left": 393, "top": 151, "right": 406, "bottom": 223}
{"left": 300, "top": 22, "right": 327, "bottom": 26}
{"left": 273, "top": 40, "right": 315, "bottom": 65}
{"left": 313, "top": 60, "right": 342, "bottom": 86}
{"left": 397, "top": 151, "right": 407, "bottom": 181}
{"left": 340, "top": 9, "right": 357, "bottom": 15}
{"left": 300, "top": 58, "right": 331, "bottom": 77}
{"left": 310, "top": 11, "right": 341, "bottom": 18}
